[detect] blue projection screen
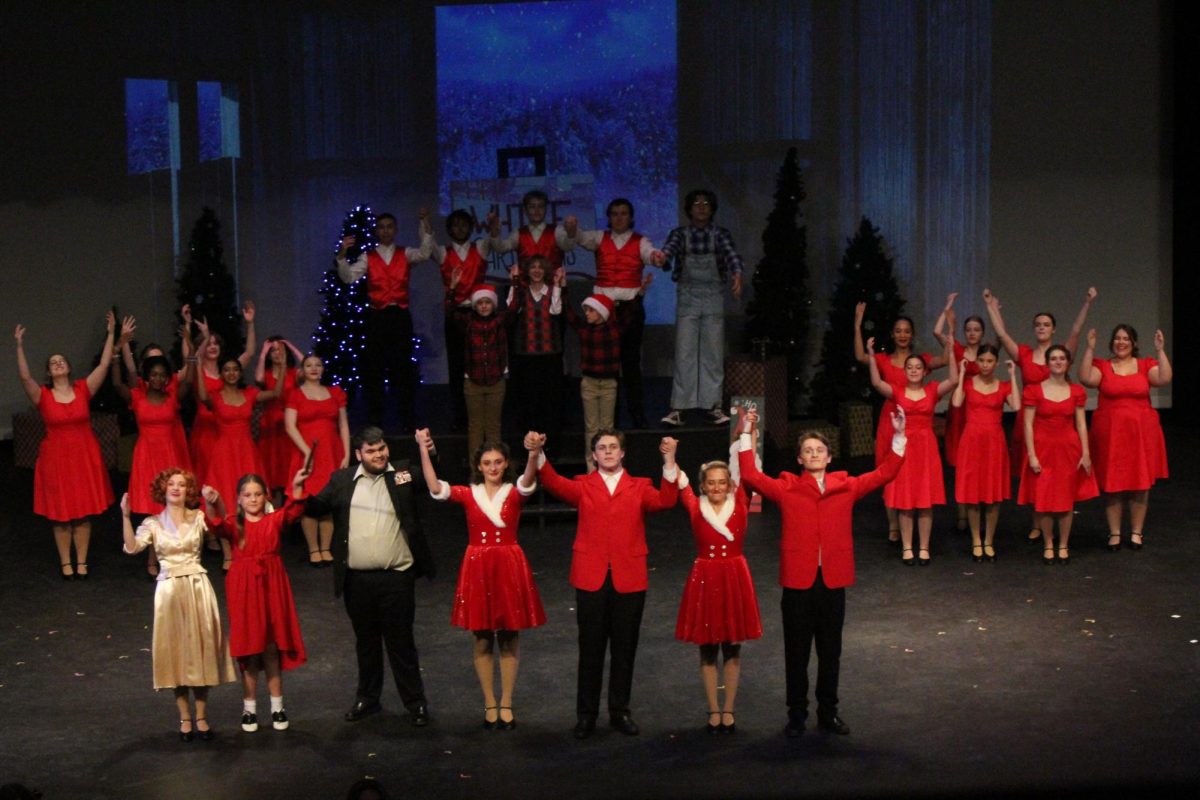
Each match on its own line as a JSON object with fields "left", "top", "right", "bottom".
{"left": 435, "top": 0, "right": 678, "bottom": 323}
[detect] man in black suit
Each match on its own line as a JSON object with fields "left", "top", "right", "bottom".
{"left": 306, "top": 426, "right": 436, "bottom": 726}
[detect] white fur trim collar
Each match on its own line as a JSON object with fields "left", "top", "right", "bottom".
{"left": 698, "top": 496, "right": 736, "bottom": 542}
{"left": 471, "top": 483, "right": 512, "bottom": 528}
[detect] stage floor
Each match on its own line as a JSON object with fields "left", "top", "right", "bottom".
{"left": 1, "top": 416, "right": 1197, "bottom": 799}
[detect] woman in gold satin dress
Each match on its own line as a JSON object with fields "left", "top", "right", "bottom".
{"left": 121, "top": 468, "right": 236, "bottom": 741}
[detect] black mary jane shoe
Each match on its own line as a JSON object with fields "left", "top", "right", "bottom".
{"left": 917, "top": 549, "right": 931, "bottom": 566}
{"left": 179, "top": 719, "right": 194, "bottom": 742}
{"left": 1107, "top": 533, "right": 1122, "bottom": 552}
{"left": 720, "top": 711, "right": 736, "bottom": 734}
{"left": 61, "top": 563, "right": 75, "bottom": 581}
{"left": 1129, "top": 532, "right": 1144, "bottom": 551}
{"left": 1043, "top": 546, "right": 1056, "bottom": 565}
{"left": 195, "top": 719, "right": 214, "bottom": 741}
{"left": 482, "top": 706, "right": 498, "bottom": 730}
{"left": 901, "top": 548, "right": 915, "bottom": 566}
{"left": 705, "top": 711, "right": 721, "bottom": 734}
{"left": 971, "top": 545, "right": 984, "bottom": 563}
{"left": 1057, "top": 547, "right": 1070, "bottom": 565}
{"left": 983, "top": 544, "right": 997, "bottom": 562}
{"left": 497, "top": 707, "right": 516, "bottom": 731}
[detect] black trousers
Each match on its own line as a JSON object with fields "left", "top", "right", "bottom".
{"left": 510, "top": 353, "right": 563, "bottom": 450}
{"left": 364, "top": 306, "right": 416, "bottom": 431}
{"left": 780, "top": 568, "right": 845, "bottom": 721}
{"left": 615, "top": 296, "right": 646, "bottom": 426}
{"left": 343, "top": 568, "right": 426, "bottom": 710}
{"left": 575, "top": 571, "right": 645, "bottom": 718}
{"left": 444, "top": 307, "right": 470, "bottom": 429}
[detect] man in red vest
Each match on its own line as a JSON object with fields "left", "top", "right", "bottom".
{"left": 561, "top": 199, "right": 666, "bottom": 429}
{"left": 487, "top": 190, "right": 569, "bottom": 272}
{"left": 337, "top": 211, "right": 434, "bottom": 432}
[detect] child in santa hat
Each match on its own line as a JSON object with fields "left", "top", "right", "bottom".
{"left": 561, "top": 273, "right": 628, "bottom": 469}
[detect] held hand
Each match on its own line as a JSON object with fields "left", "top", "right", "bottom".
{"left": 242, "top": 301, "right": 255, "bottom": 323}
{"left": 854, "top": 301, "right": 866, "bottom": 324}
{"left": 1086, "top": 328, "right": 1097, "bottom": 349}
{"left": 523, "top": 431, "right": 545, "bottom": 452}
{"left": 865, "top": 336, "right": 876, "bottom": 356}
{"left": 201, "top": 485, "right": 220, "bottom": 505}
{"left": 120, "top": 492, "right": 130, "bottom": 517}
{"left": 1086, "top": 286, "right": 1098, "bottom": 304}
{"left": 731, "top": 272, "right": 743, "bottom": 299}
{"left": 1155, "top": 329, "right": 1165, "bottom": 351}
{"left": 890, "top": 406, "right": 906, "bottom": 435}
{"left": 742, "top": 409, "right": 759, "bottom": 434}
{"left": 659, "top": 436, "right": 678, "bottom": 459}
{"left": 563, "top": 215, "right": 578, "bottom": 237}
{"left": 14, "top": 324, "right": 25, "bottom": 344}
{"left": 650, "top": 250, "right": 666, "bottom": 268}
{"left": 944, "top": 292, "right": 958, "bottom": 311}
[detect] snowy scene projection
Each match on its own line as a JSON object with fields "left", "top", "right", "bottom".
{"left": 436, "top": 0, "right": 678, "bottom": 323}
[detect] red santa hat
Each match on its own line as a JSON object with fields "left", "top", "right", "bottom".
{"left": 469, "top": 285, "right": 498, "bottom": 307}
{"left": 582, "top": 294, "right": 615, "bottom": 322}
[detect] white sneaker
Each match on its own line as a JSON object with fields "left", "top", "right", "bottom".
{"left": 271, "top": 709, "right": 289, "bottom": 731}
{"left": 660, "top": 410, "right": 683, "bottom": 427}
{"left": 708, "top": 406, "right": 731, "bottom": 425}
{"left": 241, "top": 712, "right": 258, "bottom": 733}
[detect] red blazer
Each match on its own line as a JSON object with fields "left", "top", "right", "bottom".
{"left": 738, "top": 448, "right": 902, "bottom": 590}
{"left": 539, "top": 461, "right": 678, "bottom": 593}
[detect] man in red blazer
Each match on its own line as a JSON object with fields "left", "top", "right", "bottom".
{"left": 525, "top": 428, "right": 680, "bottom": 739}
{"left": 738, "top": 408, "right": 906, "bottom": 738}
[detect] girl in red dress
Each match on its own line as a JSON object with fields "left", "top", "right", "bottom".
{"left": 950, "top": 345, "right": 1020, "bottom": 562}
{"left": 933, "top": 292, "right": 987, "bottom": 531}
{"left": 254, "top": 336, "right": 304, "bottom": 501}
{"left": 284, "top": 354, "right": 350, "bottom": 566}
{"left": 1018, "top": 345, "right": 1099, "bottom": 564}
{"left": 854, "top": 302, "right": 945, "bottom": 544}
{"left": 675, "top": 458, "right": 761, "bottom": 734}
{"left": 14, "top": 312, "right": 124, "bottom": 579}
{"left": 1079, "top": 325, "right": 1172, "bottom": 551}
{"left": 417, "top": 431, "right": 545, "bottom": 731}
{"left": 867, "top": 326, "right": 957, "bottom": 565}
{"left": 984, "top": 287, "right": 1096, "bottom": 544}
{"left": 211, "top": 467, "right": 310, "bottom": 733}
{"left": 192, "top": 329, "right": 279, "bottom": 571}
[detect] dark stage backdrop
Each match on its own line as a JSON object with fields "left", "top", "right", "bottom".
{"left": 0, "top": 0, "right": 1175, "bottom": 436}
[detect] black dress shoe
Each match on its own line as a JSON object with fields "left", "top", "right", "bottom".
{"left": 195, "top": 719, "right": 215, "bottom": 741}
{"left": 574, "top": 716, "right": 596, "bottom": 739}
{"left": 784, "top": 717, "right": 805, "bottom": 738}
{"left": 609, "top": 713, "right": 639, "bottom": 736}
{"left": 818, "top": 715, "right": 850, "bottom": 735}
{"left": 409, "top": 705, "right": 430, "bottom": 727}
{"left": 344, "top": 700, "right": 382, "bottom": 722}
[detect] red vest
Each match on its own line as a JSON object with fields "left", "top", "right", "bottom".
{"left": 440, "top": 244, "right": 487, "bottom": 307}
{"left": 366, "top": 248, "right": 411, "bottom": 309}
{"left": 595, "top": 231, "right": 644, "bottom": 289}
{"left": 518, "top": 226, "right": 563, "bottom": 269}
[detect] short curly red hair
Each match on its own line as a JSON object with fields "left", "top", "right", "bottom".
{"left": 149, "top": 468, "right": 202, "bottom": 509}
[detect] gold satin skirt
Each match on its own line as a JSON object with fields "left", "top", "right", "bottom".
{"left": 151, "top": 574, "right": 237, "bottom": 689}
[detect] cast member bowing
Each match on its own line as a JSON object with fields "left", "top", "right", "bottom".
{"left": 866, "top": 323, "right": 957, "bottom": 566}
{"left": 417, "top": 431, "right": 545, "bottom": 731}
{"left": 674, "top": 444, "right": 762, "bottom": 734}
{"left": 1017, "top": 345, "right": 1099, "bottom": 564}
{"left": 305, "top": 426, "right": 437, "bottom": 727}
{"left": 737, "top": 406, "right": 906, "bottom": 738}
{"left": 1079, "top": 325, "right": 1171, "bottom": 551}
{"left": 523, "top": 428, "right": 681, "bottom": 739}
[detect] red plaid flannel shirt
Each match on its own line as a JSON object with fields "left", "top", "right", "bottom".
{"left": 564, "top": 290, "right": 624, "bottom": 379}
{"left": 464, "top": 305, "right": 516, "bottom": 386}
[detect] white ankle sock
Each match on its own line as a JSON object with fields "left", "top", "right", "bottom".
{"left": 244, "top": 700, "right": 257, "bottom": 715}
{"left": 270, "top": 695, "right": 284, "bottom": 713}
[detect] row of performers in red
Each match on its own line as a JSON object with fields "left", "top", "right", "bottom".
{"left": 853, "top": 289, "right": 1171, "bottom": 565}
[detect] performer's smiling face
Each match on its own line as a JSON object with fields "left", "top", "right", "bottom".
{"left": 238, "top": 478, "right": 267, "bottom": 516}
{"left": 701, "top": 467, "right": 731, "bottom": 505}
{"left": 356, "top": 439, "right": 391, "bottom": 474}
{"left": 592, "top": 435, "right": 624, "bottom": 472}
{"left": 796, "top": 437, "right": 832, "bottom": 473}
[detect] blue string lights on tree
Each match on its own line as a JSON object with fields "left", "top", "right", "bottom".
{"left": 311, "top": 205, "right": 375, "bottom": 389}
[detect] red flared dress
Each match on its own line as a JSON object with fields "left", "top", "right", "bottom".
{"left": 127, "top": 386, "right": 192, "bottom": 514}
{"left": 203, "top": 388, "right": 265, "bottom": 512}
{"left": 214, "top": 499, "right": 307, "bottom": 670}
{"left": 1010, "top": 345, "right": 1052, "bottom": 478}
{"left": 1089, "top": 358, "right": 1168, "bottom": 492}
{"left": 188, "top": 371, "right": 224, "bottom": 481}
{"left": 33, "top": 381, "right": 113, "bottom": 522}
{"left": 873, "top": 352, "right": 933, "bottom": 469}
{"left": 676, "top": 484, "right": 761, "bottom": 645}
{"left": 953, "top": 379, "right": 1011, "bottom": 504}
{"left": 943, "top": 340, "right": 980, "bottom": 467}
{"left": 1017, "top": 383, "right": 1099, "bottom": 512}
{"left": 883, "top": 383, "right": 946, "bottom": 510}
{"left": 284, "top": 385, "right": 347, "bottom": 495}
{"left": 439, "top": 482, "right": 546, "bottom": 632}
{"left": 257, "top": 369, "right": 294, "bottom": 491}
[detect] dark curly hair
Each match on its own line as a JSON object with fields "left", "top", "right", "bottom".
{"left": 470, "top": 441, "right": 516, "bottom": 485}
{"left": 149, "top": 468, "right": 202, "bottom": 509}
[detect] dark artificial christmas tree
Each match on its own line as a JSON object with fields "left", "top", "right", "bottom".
{"left": 174, "top": 207, "right": 241, "bottom": 363}
{"left": 808, "top": 216, "right": 908, "bottom": 422}
{"left": 744, "top": 147, "right": 811, "bottom": 414}
{"left": 311, "top": 205, "right": 376, "bottom": 389}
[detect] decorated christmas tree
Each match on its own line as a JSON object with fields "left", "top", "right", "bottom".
{"left": 311, "top": 205, "right": 375, "bottom": 388}
{"left": 744, "top": 147, "right": 811, "bottom": 414}
{"left": 174, "top": 207, "right": 241, "bottom": 362}
{"left": 808, "top": 216, "right": 907, "bottom": 422}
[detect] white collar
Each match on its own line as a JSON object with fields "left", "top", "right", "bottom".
{"left": 471, "top": 483, "right": 512, "bottom": 528}
{"left": 697, "top": 496, "right": 736, "bottom": 541}
{"left": 354, "top": 463, "right": 394, "bottom": 480}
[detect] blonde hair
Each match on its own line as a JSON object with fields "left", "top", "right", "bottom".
{"left": 698, "top": 460, "right": 731, "bottom": 485}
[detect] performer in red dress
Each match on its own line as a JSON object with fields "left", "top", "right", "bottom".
{"left": 1079, "top": 325, "right": 1172, "bottom": 551}
{"left": 1017, "top": 345, "right": 1099, "bottom": 564}
{"left": 854, "top": 301, "right": 943, "bottom": 544}
{"left": 211, "top": 468, "right": 310, "bottom": 733}
{"left": 14, "top": 312, "right": 123, "bottom": 579}
{"left": 188, "top": 302, "right": 258, "bottom": 486}
{"left": 284, "top": 354, "right": 350, "bottom": 567}
{"left": 418, "top": 432, "right": 544, "bottom": 731}
{"left": 933, "top": 292, "right": 987, "bottom": 531}
{"left": 255, "top": 336, "right": 303, "bottom": 499}
{"left": 985, "top": 287, "right": 1095, "bottom": 543}
{"left": 950, "top": 345, "right": 1020, "bottom": 562}
{"left": 867, "top": 328, "right": 957, "bottom": 566}
{"left": 675, "top": 456, "right": 761, "bottom": 734}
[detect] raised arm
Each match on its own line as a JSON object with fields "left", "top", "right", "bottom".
{"left": 1063, "top": 287, "right": 1097, "bottom": 356}
{"left": 119, "top": 493, "right": 144, "bottom": 554}
{"left": 932, "top": 292, "right": 957, "bottom": 347}
{"left": 526, "top": 431, "right": 582, "bottom": 507}
{"left": 191, "top": 327, "right": 213, "bottom": 408}
{"left": 110, "top": 350, "right": 132, "bottom": 403}
{"left": 84, "top": 311, "right": 120, "bottom": 396}
{"left": 950, "top": 358, "right": 968, "bottom": 408}
{"left": 13, "top": 325, "right": 42, "bottom": 405}
{"left": 1148, "top": 330, "right": 1172, "bottom": 386}
{"left": 254, "top": 340, "right": 272, "bottom": 384}
{"left": 735, "top": 410, "right": 786, "bottom": 504}
{"left": 1078, "top": 329, "right": 1101, "bottom": 387}
{"left": 865, "top": 337, "right": 895, "bottom": 399}
{"left": 518, "top": 438, "right": 539, "bottom": 493}
{"left": 414, "top": 428, "right": 442, "bottom": 492}
{"left": 644, "top": 436, "right": 681, "bottom": 512}
{"left": 934, "top": 318, "right": 958, "bottom": 397}
{"left": 852, "top": 302, "right": 870, "bottom": 365}
{"left": 238, "top": 301, "right": 257, "bottom": 369}
{"left": 336, "top": 234, "right": 368, "bottom": 283}
{"left": 983, "top": 290, "right": 1020, "bottom": 359}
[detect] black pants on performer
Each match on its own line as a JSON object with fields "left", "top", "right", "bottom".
{"left": 510, "top": 353, "right": 563, "bottom": 451}
{"left": 781, "top": 568, "right": 845, "bottom": 721}
{"left": 575, "top": 571, "right": 645, "bottom": 719}
{"left": 364, "top": 306, "right": 416, "bottom": 431}
{"left": 444, "top": 307, "right": 470, "bottom": 429}
{"left": 344, "top": 568, "right": 426, "bottom": 710}
{"left": 615, "top": 296, "right": 646, "bottom": 427}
